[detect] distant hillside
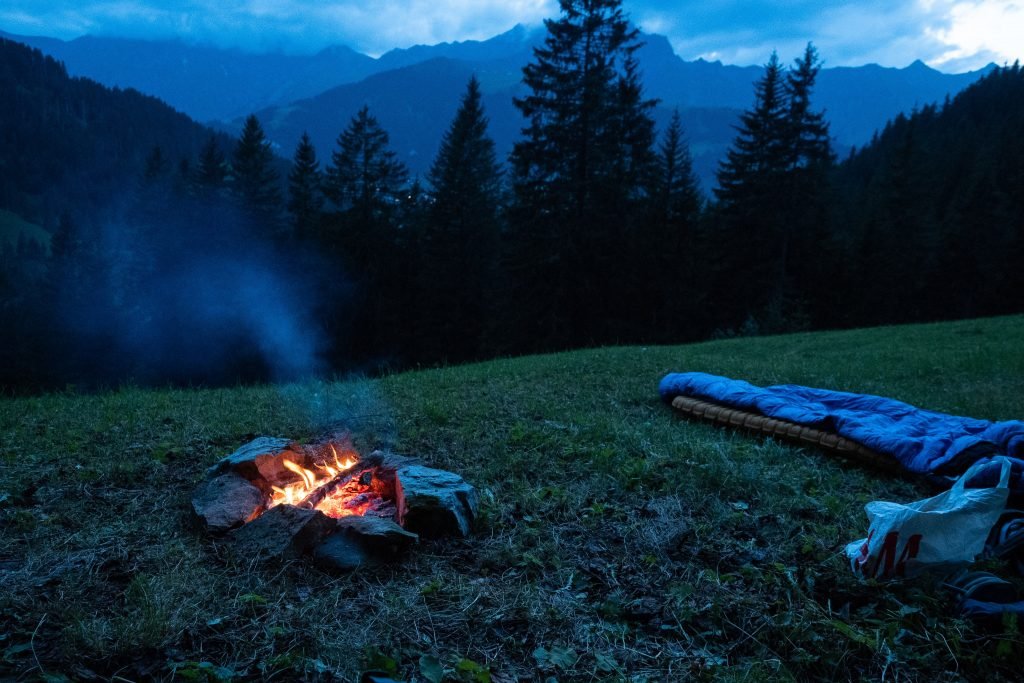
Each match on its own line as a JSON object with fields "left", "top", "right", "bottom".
{"left": 0, "top": 208, "right": 48, "bottom": 252}
{"left": 0, "top": 30, "right": 379, "bottom": 123}
{"left": 0, "top": 37, "right": 223, "bottom": 231}
{"left": 830, "top": 64, "right": 1024, "bottom": 325}
{"left": 633, "top": 35, "right": 992, "bottom": 152}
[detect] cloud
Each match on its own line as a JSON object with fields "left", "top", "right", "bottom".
{"left": 0, "top": 0, "right": 1020, "bottom": 70}
{"left": 625, "top": 0, "right": 1020, "bottom": 71}
{"left": 926, "top": 1, "right": 1024, "bottom": 70}
{"left": 1, "top": 0, "right": 558, "bottom": 54}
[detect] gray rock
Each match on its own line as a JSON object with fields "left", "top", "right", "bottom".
{"left": 191, "top": 473, "right": 265, "bottom": 533}
{"left": 313, "top": 516, "right": 418, "bottom": 571}
{"left": 364, "top": 449, "right": 421, "bottom": 469}
{"left": 312, "top": 532, "right": 369, "bottom": 571}
{"left": 395, "top": 465, "right": 479, "bottom": 538}
{"left": 228, "top": 504, "right": 335, "bottom": 561}
{"left": 206, "top": 437, "right": 311, "bottom": 486}
{"left": 337, "top": 516, "right": 418, "bottom": 554}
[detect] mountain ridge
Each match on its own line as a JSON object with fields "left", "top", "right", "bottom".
{"left": 1, "top": 25, "right": 996, "bottom": 188}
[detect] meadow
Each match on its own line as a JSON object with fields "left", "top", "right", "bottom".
{"left": 3, "top": 315, "right": 1023, "bottom": 681}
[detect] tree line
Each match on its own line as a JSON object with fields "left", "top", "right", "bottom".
{"left": 2, "top": 0, "right": 1022, "bottom": 391}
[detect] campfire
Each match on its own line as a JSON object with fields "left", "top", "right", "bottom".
{"left": 267, "top": 445, "right": 395, "bottom": 519}
{"left": 192, "top": 437, "right": 478, "bottom": 570}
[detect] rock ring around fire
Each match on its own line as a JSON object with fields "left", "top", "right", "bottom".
{"left": 191, "top": 437, "right": 479, "bottom": 570}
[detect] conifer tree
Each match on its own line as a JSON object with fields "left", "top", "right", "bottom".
{"left": 143, "top": 146, "right": 168, "bottom": 181}
{"left": 508, "top": 0, "right": 657, "bottom": 349}
{"left": 712, "top": 50, "right": 821, "bottom": 331}
{"left": 195, "top": 135, "right": 228, "bottom": 194}
{"left": 653, "top": 111, "right": 702, "bottom": 227}
{"left": 715, "top": 52, "right": 788, "bottom": 210}
{"left": 321, "top": 106, "right": 409, "bottom": 361}
{"left": 782, "top": 44, "right": 836, "bottom": 324}
{"left": 633, "top": 110, "right": 704, "bottom": 339}
{"left": 785, "top": 44, "right": 834, "bottom": 174}
{"left": 419, "top": 76, "right": 503, "bottom": 361}
{"left": 324, "top": 106, "right": 408, "bottom": 223}
{"left": 287, "top": 131, "right": 324, "bottom": 241}
{"left": 232, "top": 115, "right": 281, "bottom": 232}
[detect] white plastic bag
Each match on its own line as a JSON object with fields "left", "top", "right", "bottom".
{"left": 845, "top": 457, "right": 1011, "bottom": 579}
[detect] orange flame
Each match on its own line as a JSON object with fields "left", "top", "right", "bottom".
{"left": 268, "top": 445, "right": 358, "bottom": 509}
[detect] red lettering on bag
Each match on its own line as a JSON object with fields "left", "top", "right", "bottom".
{"left": 875, "top": 531, "right": 923, "bottom": 577}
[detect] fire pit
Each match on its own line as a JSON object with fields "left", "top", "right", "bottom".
{"left": 192, "top": 437, "right": 478, "bottom": 570}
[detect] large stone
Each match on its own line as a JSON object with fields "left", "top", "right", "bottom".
{"left": 207, "top": 437, "right": 311, "bottom": 486}
{"left": 313, "top": 516, "right": 418, "bottom": 571}
{"left": 312, "top": 532, "right": 369, "bottom": 571}
{"left": 363, "top": 450, "right": 421, "bottom": 469}
{"left": 228, "top": 505, "right": 335, "bottom": 561}
{"left": 395, "top": 465, "right": 479, "bottom": 538}
{"left": 337, "top": 516, "right": 418, "bottom": 553}
{"left": 191, "top": 473, "right": 265, "bottom": 533}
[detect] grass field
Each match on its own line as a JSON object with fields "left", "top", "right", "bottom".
{"left": 2, "top": 315, "right": 1024, "bottom": 681}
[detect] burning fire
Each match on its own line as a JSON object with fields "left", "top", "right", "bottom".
{"left": 269, "top": 445, "right": 358, "bottom": 510}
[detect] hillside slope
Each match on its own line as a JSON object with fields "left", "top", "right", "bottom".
{"left": 2, "top": 315, "right": 1023, "bottom": 680}
{"left": 0, "top": 37, "right": 223, "bottom": 231}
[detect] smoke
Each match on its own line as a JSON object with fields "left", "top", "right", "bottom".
{"left": 48, "top": 197, "right": 347, "bottom": 388}
{"left": 119, "top": 252, "right": 327, "bottom": 383}
{"left": 279, "top": 377, "right": 398, "bottom": 448}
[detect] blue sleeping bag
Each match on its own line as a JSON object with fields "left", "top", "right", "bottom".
{"left": 660, "top": 372, "right": 1024, "bottom": 490}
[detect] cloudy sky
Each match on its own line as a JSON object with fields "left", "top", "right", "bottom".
{"left": 1, "top": 0, "right": 1021, "bottom": 72}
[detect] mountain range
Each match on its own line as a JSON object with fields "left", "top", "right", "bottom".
{"left": 1, "top": 25, "right": 995, "bottom": 188}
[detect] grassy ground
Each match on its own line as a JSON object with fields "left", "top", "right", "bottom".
{"left": 2, "top": 315, "right": 1024, "bottom": 681}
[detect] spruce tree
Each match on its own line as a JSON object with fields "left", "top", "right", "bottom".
{"left": 639, "top": 110, "right": 704, "bottom": 339}
{"left": 322, "top": 106, "right": 409, "bottom": 361}
{"left": 287, "top": 131, "right": 324, "bottom": 241}
{"left": 324, "top": 106, "right": 408, "bottom": 223}
{"left": 715, "top": 52, "right": 788, "bottom": 210}
{"left": 785, "top": 44, "right": 834, "bottom": 174}
{"left": 653, "top": 111, "right": 701, "bottom": 230}
{"left": 419, "top": 76, "right": 503, "bottom": 362}
{"left": 508, "top": 0, "right": 657, "bottom": 349}
{"left": 195, "top": 135, "right": 228, "bottom": 194}
{"left": 712, "top": 51, "right": 805, "bottom": 331}
{"left": 232, "top": 115, "right": 281, "bottom": 233}
{"left": 782, "top": 44, "right": 836, "bottom": 325}
{"left": 143, "top": 146, "right": 168, "bottom": 181}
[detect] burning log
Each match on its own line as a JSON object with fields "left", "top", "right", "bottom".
{"left": 294, "top": 464, "right": 373, "bottom": 511}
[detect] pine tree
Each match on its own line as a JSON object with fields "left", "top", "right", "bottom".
{"left": 712, "top": 51, "right": 814, "bottom": 332}
{"left": 654, "top": 112, "right": 701, "bottom": 226}
{"left": 321, "top": 106, "right": 409, "bottom": 362}
{"left": 782, "top": 44, "right": 836, "bottom": 325}
{"left": 195, "top": 135, "right": 228, "bottom": 194}
{"left": 232, "top": 115, "right": 281, "bottom": 233}
{"left": 143, "top": 146, "right": 168, "bottom": 181}
{"left": 324, "top": 106, "right": 408, "bottom": 223}
{"left": 287, "top": 131, "right": 324, "bottom": 241}
{"left": 715, "top": 52, "right": 788, "bottom": 210}
{"left": 785, "top": 44, "right": 834, "bottom": 174}
{"left": 418, "top": 76, "right": 503, "bottom": 362}
{"left": 639, "top": 110, "right": 704, "bottom": 339}
{"left": 508, "top": 0, "right": 657, "bottom": 349}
